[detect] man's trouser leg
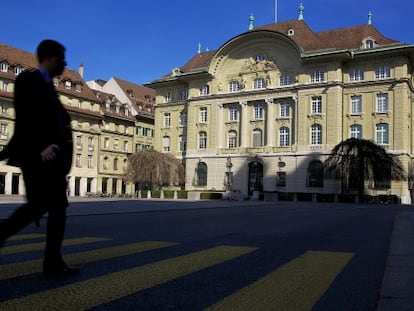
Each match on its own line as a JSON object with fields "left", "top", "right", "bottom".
{"left": 0, "top": 204, "right": 45, "bottom": 245}
{"left": 44, "top": 204, "right": 66, "bottom": 264}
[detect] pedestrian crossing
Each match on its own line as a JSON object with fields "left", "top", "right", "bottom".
{"left": 0, "top": 234, "right": 354, "bottom": 310}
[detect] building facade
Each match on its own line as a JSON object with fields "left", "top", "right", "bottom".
{"left": 0, "top": 43, "right": 145, "bottom": 197}
{"left": 148, "top": 19, "right": 414, "bottom": 202}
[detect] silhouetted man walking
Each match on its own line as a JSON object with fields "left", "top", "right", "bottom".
{"left": 0, "top": 40, "right": 79, "bottom": 277}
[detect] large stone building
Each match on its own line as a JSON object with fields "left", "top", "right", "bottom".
{"left": 147, "top": 15, "right": 414, "bottom": 202}
{"left": 0, "top": 43, "right": 148, "bottom": 197}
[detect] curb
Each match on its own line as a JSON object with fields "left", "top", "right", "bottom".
{"left": 377, "top": 212, "right": 414, "bottom": 310}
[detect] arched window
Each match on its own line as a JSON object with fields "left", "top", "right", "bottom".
{"left": 113, "top": 158, "right": 119, "bottom": 171}
{"left": 376, "top": 123, "right": 389, "bottom": 145}
{"left": 310, "top": 124, "right": 322, "bottom": 145}
{"left": 198, "top": 131, "right": 207, "bottom": 149}
{"left": 307, "top": 160, "right": 324, "bottom": 188}
{"left": 252, "top": 129, "right": 263, "bottom": 148}
{"left": 350, "top": 124, "right": 362, "bottom": 139}
{"left": 197, "top": 162, "right": 207, "bottom": 186}
{"left": 123, "top": 159, "right": 128, "bottom": 170}
{"left": 228, "top": 131, "right": 237, "bottom": 148}
{"left": 279, "top": 127, "right": 290, "bottom": 147}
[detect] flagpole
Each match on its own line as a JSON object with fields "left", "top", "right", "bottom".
{"left": 275, "top": 0, "right": 278, "bottom": 23}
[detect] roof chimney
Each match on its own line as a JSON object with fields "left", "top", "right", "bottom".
{"left": 79, "top": 62, "right": 84, "bottom": 79}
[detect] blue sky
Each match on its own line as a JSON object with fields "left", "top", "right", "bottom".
{"left": 1, "top": 1, "right": 412, "bottom": 85}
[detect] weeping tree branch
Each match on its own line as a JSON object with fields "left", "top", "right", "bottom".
{"left": 124, "top": 150, "right": 185, "bottom": 189}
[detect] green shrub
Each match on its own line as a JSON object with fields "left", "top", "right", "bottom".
{"left": 151, "top": 190, "right": 161, "bottom": 198}
{"left": 317, "top": 193, "right": 335, "bottom": 203}
{"left": 297, "top": 193, "right": 312, "bottom": 202}
{"left": 177, "top": 190, "right": 188, "bottom": 199}
{"left": 163, "top": 190, "right": 175, "bottom": 199}
{"left": 278, "top": 192, "right": 294, "bottom": 201}
{"left": 200, "top": 192, "right": 223, "bottom": 200}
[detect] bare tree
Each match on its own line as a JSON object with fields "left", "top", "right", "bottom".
{"left": 325, "top": 138, "right": 406, "bottom": 203}
{"left": 124, "top": 149, "right": 185, "bottom": 190}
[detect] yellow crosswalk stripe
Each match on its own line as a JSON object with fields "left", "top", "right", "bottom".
{"left": 0, "top": 245, "right": 257, "bottom": 311}
{"left": 205, "top": 250, "right": 354, "bottom": 311}
{"left": 0, "top": 241, "right": 177, "bottom": 281}
{"left": 7, "top": 233, "right": 46, "bottom": 241}
{"left": 1, "top": 237, "right": 110, "bottom": 255}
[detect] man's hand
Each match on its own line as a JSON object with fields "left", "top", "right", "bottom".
{"left": 40, "top": 144, "right": 60, "bottom": 161}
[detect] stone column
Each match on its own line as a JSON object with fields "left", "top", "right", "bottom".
{"left": 217, "top": 103, "right": 224, "bottom": 149}
{"left": 80, "top": 177, "right": 87, "bottom": 197}
{"left": 240, "top": 101, "right": 249, "bottom": 148}
{"left": 4, "top": 172, "right": 12, "bottom": 195}
{"left": 18, "top": 174, "right": 25, "bottom": 195}
{"left": 266, "top": 98, "right": 275, "bottom": 147}
{"left": 68, "top": 176, "right": 75, "bottom": 197}
{"left": 92, "top": 178, "right": 98, "bottom": 193}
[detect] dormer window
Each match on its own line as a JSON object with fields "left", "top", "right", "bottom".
{"left": 75, "top": 84, "right": 81, "bottom": 92}
{"left": 125, "top": 108, "right": 129, "bottom": 116}
{"left": 229, "top": 80, "right": 241, "bottom": 93}
{"left": 53, "top": 78, "right": 59, "bottom": 86}
{"left": 14, "top": 66, "right": 23, "bottom": 75}
{"left": 179, "top": 89, "right": 189, "bottom": 101}
{"left": 362, "top": 37, "right": 376, "bottom": 49}
{"left": 253, "top": 78, "right": 266, "bottom": 90}
{"left": 165, "top": 92, "right": 173, "bottom": 103}
{"left": 105, "top": 102, "right": 110, "bottom": 112}
{"left": 65, "top": 81, "right": 72, "bottom": 89}
{"left": 127, "top": 89, "right": 134, "bottom": 97}
{"left": 0, "top": 62, "right": 8, "bottom": 73}
{"left": 200, "top": 84, "right": 209, "bottom": 96}
{"left": 255, "top": 55, "right": 265, "bottom": 62}
{"left": 116, "top": 105, "right": 120, "bottom": 114}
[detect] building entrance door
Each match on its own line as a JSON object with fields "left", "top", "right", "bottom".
{"left": 12, "top": 174, "right": 19, "bottom": 194}
{"left": 248, "top": 160, "right": 263, "bottom": 195}
{"left": 0, "top": 174, "right": 5, "bottom": 194}
{"left": 75, "top": 177, "right": 81, "bottom": 196}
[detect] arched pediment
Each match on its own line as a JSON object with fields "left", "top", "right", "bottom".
{"left": 208, "top": 30, "right": 302, "bottom": 78}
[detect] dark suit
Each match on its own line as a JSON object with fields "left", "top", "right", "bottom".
{"left": 0, "top": 69, "right": 73, "bottom": 265}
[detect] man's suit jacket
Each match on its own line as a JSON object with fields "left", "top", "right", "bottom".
{"left": 1, "top": 69, "right": 73, "bottom": 176}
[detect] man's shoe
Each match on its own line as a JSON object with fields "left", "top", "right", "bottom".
{"left": 43, "top": 262, "right": 80, "bottom": 278}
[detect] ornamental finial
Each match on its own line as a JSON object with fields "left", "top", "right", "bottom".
{"left": 298, "top": 2, "right": 304, "bottom": 20}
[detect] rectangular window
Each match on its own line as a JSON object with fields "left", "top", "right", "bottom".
{"left": 164, "top": 113, "right": 171, "bottom": 127}
{"left": 376, "top": 93, "right": 389, "bottom": 112}
{"left": 0, "top": 123, "right": 8, "bottom": 139}
{"left": 179, "top": 89, "right": 189, "bottom": 100}
{"left": 229, "top": 107, "right": 238, "bottom": 121}
{"left": 162, "top": 136, "right": 170, "bottom": 152}
{"left": 280, "top": 102, "right": 290, "bottom": 118}
{"left": 200, "top": 107, "right": 207, "bottom": 123}
{"left": 229, "top": 81, "right": 240, "bottom": 93}
{"left": 75, "top": 154, "right": 82, "bottom": 167}
{"left": 179, "top": 112, "right": 187, "bottom": 126}
{"left": 179, "top": 135, "right": 187, "bottom": 152}
{"left": 279, "top": 128, "right": 290, "bottom": 147}
{"left": 2, "top": 82, "right": 8, "bottom": 92}
{"left": 114, "top": 139, "right": 119, "bottom": 150}
{"left": 200, "top": 85, "right": 209, "bottom": 96}
{"left": 228, "top": 132, "right": 237, "bottom": 148}
{"left": 199, "top": 133, "right": 207, "bottom": 149}
{"left": 123, "top": 141, "right": 128, "bottom": 152}
{"left": 104, "top": 137, "right": 110, "bottom": 149}
{"left": 311, "top": 96, "right": 322, "bottom": 114}
{"left": 280, "top": 75, "right": 294, "bottom": 86}
{"left": 76, "top": 136, "right": 82, "bottom": 149}
{"left": 277, "top": 172, "right": 286, "bottom": 187}
{"left": 87, "top": 155, "right": 93, "bottom": 168}
{"left": 65, "top": 81, "right": 72, "bottom": 89}
{"left": 350, "top": 69, "right": 364, "bottom": 82}
{"left": 375, "top": 66, "right": 391, "bottom": 79}
{"left": 253, "top": 78, "right": 266, "bottom": 90}
{"left": 350, "top": 95, "right": 362, "bottom": 114}
{"left": 254, "top": 103, "right": 264, "bottom": 119}
{"left": 310, "top": 70, "right": 325, "bottom": 83}
{"left": 165, "top": 92, "right": 173, "bottom": 103}
{"left": 252, "top": 130, "right": 262, "bottom": 148}
{"left": 88, "top": 137, "right": 93, "bottom": 150}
